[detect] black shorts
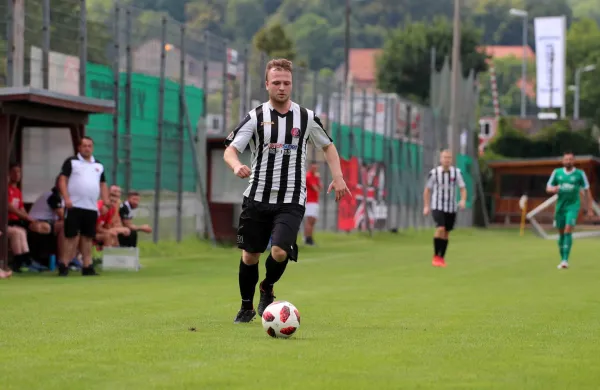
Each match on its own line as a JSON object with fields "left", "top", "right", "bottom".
{"left": 432, "top": 210, "right": 457, "bottom": 232}
{"left": 34, "top": 219, "right": 56, "bottom": 234}
{"left": 8, "top": 219, "right": 30, "bottom": 229}
{"left": 237, "top": 197, "right": 305, "bottom": 261}
{"left": 64, "top": 207, "right": 98, "bottom": 238}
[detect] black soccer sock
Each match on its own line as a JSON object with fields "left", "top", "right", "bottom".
{"left": 433, "top": 238, "right": 443, "bottom": 256}
{"left": 239, "top": 259, "right": 259, "bottom": 310}
{"left": 440, "top": 239, "right": 449, "bottom": 258}
{"left": 263, "top": 255, "right": 288, "bottom": 292}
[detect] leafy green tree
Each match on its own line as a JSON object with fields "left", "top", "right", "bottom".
{"left": 566, "top": 18, "right": 600, "bottom": 124}
{"left": 253, "top": 23, "right": 296, "bottom": 61}
{"left": 570, "top": 0, "right": 600, "bottom": 25}
{"left": 376, "top": 17, "right": 488, "bottom": 104}
{"left": 290, "top": 14, "right": 335, "bottom": 70}
{"left": 224, "top": 0, "right": 266, "bottom": 45}
{"left": 185, "top": 0, "right": 227, "bottom": 37}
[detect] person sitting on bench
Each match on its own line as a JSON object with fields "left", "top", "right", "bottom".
{"left": 28, "top": 177, "right": 65, "bottom": 263}
{"left": 95, "top": 185, "right": 130, "bottom": 249}
{"left": 118, "top": 191, "right": 152, "bottom": 248}
{"left": 8, "top": 164, "right": 53, "bottom": 235}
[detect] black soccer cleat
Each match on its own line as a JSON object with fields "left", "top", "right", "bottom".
{"left": 57, "top": 263, "right": 69, "bottom": 277}
{"left": 82, "top": 266, "right": 100, "bottom": 276}
{"left": 233, "top": 308, "right": 256, "bottom": 323}
{"left": 257, "top": 282, "right": 276, "bottom": 317}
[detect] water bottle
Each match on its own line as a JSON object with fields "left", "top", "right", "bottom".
{"left": 49, "top": 254, "right": 56, "bottom": 271}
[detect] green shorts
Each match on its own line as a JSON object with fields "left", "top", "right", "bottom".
{"left": 554, "top": 209, "right": 579, "bottom": 229}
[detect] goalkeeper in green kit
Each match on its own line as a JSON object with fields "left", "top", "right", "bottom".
{"left": 546, "top": 152, "right": 594, "bottom": 269}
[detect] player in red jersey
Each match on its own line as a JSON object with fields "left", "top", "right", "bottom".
{"left": 95, "top": 186, "right": 130, "bottom": 248}
{"left": 304, "top": 162, "right": 323, "bottom": 246}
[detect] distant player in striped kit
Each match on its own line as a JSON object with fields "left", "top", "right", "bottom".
{"left": 423, "top": 150, "right": 467, "bottom": 267}
{"left": 224, "top": 58, "right": 351, "bottom": 323}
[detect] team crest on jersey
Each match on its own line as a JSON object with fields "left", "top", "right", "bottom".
{"left": 291, "top": 128, "right": 300, "bottom": 137}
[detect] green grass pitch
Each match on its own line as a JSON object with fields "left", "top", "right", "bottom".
{"left": 2, "top": 228, "right": 600, "bottom": 389}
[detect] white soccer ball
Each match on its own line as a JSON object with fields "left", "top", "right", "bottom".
{"left": 261, "top": 301, "right": 301, "bottom": 338}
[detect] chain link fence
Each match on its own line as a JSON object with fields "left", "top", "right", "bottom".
{"left": 1, "top": 0, "right": 484, "bottom": 243}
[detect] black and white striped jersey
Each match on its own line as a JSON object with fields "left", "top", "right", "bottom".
{"left": 225, "top": 101, "right": 332, "bottom": 205}
{"left": 426, "top": 165, "right": 466, "bottom": 213}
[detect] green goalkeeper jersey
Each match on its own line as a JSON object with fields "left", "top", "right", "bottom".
{"left": 547, "top": 167, "right": 590, "bottom": 212}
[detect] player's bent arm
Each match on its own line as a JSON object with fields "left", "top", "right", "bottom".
{"left": 546, "top": 169, "right": 558, "bottom": 193}
{"left": 456, "top": 170, "right": 467, "bottom": 203}
{"left": 322, "top": 144, "right": 343, "bottom": 179}
{"left": 460, "top": 187, "right": 467, "bottom": 203}
{"left": 423, "top": 187, "right": 431, "bottom": 209}
{"left": 100, "top": 180, "right": 110, "bottom": 206}
{"left": 58, "top": 175, "right": 69, "bottom": 202}
{"left": 585, "top": 188, "right": 594, "bottom": 211}
{"left": 423, "top": 170, "right": 436, "bottom": 208}
{"left": 122, "top": 218, "right": 136, "bottom": 230}
{"left": 54, "top": 208, "right": 64, "bottom": 220}
{"left": 224, "top": 146, "right": 244, "bottom": 172}
{"left": 582, "top": 170, "right": 593, "bottom": 210}
{"left": 8, "top": 204, "right": 30, "bottom": 221}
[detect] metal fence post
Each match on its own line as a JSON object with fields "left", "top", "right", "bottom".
{"left": 349, "top": 86, "right": 355, "bottom": 156}
{"left": 260, "top": 52, "right": 267, "bottom": 100}
{"left": 111, "top": 2, "right": 120, "bottom": 185}
{"left": 152, "top": 16, "right": 168, "bottom": 243}
{"left": 42, "top": 0, "right": 50, "bottom": 89}
{"left": 371, "top": 92, "right": 377, "bottom": 165}
{"left": 79, "top": 0, "right": 87, "bottom": 96}
{"left": 176, "top": 24, "right": 186, "bottom": 243}
{"left": 183, "top": 100, "right": 217, "bottom": 246}
{"left": 333, "top": 81, "right": 343, "bottom": 233}
{"left": 240, "top": 45, "right": 249, "bottom": 120}
{"left": 311, "top": 71, "right": 319, "bottom": 162}
{"left": 336, "top": 82, "right": 344, "bottom": 153}
{"left": 384, "top": 96, "right": 392, "bottom": 231}
{"left": 360, "top": 89, "right": 366, "bottom": 162}
{"left": 322, "top": 76, "right": 331, "bottom": 230}
{"left": 359, "top": 89, "right": 372, "bottom": 236}
{"left": 5, "top": 0, "right": 14, "bottom": 87}
{"left": 124, "top": 7, "right": 132, "bottom": 194}
{"left": 297, "top": 68, "right": 304, "bottom": 104}
{"left": 199, "top": 30, "right": 209, "bottom": 237}
{"left": 406, "top": 105, "right": 417, "bottom": 230}
{"left": 222, "top": 38, "right": 228, "bottom": 133}
{"left": 203, "top": 30, "right": 209, "bottom": 119}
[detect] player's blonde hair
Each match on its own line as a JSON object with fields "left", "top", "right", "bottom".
{"left": 265, "top": 59, "right": 293, "bottom": 81}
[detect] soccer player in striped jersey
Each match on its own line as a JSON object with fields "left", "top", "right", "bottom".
{"left": 546, "top": 152, "right": 594, "bottom": 269}
{"left": 423, "top": 150, "right": 467, "bottom": 267}
{"left": 224, "top": 58, "right": 351, "bottom": 323}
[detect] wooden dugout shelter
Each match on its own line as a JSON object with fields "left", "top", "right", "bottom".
{"left": 487, "top": 155, "right": 600, "bottom": 224}
{"left": 0, "top": 87, "right": 114, "bottom": 269}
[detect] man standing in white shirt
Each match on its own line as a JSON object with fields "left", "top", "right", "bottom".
{"left": 58, "top": 136, "right": 109, "bottom": 277}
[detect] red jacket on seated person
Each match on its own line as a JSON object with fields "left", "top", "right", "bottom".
{"left": 96, "top": 200, "right": 116, "bottom": 228}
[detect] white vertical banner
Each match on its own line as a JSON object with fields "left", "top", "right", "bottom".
{"left": 534, "top": 16, "right": 567, "bottom": 109}
{"left": 226, "top": 48, "right": 238, "bottom": 78}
